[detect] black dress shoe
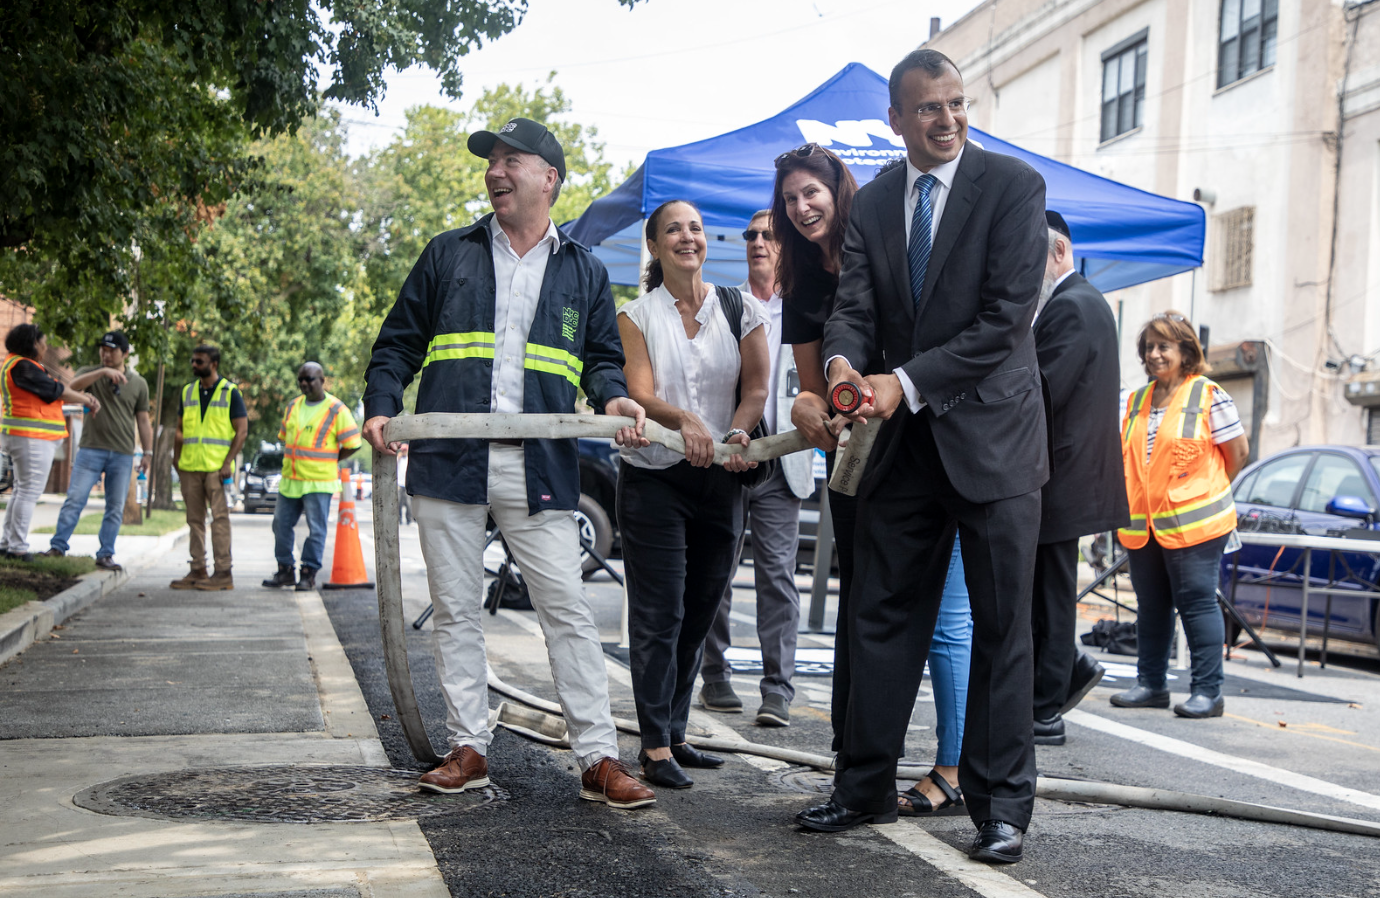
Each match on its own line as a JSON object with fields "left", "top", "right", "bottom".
{"left": 795, "top": 797, "right": 898, "bottom": 832}
{"left": 969, "top": 820, "right": 1024, "bottom": 864}
{"left": 1173, "top": 694, "right": 1225, "bottom": 718}
{"left": 1033, "top": 715, "right": 1066, "bottom": 745}
{"left": 670, "top": 743, "right": 724, "bottom": 768}
{"left": 1059, "top": 653, "right": 1106, "bottom": 715}
{"left": 638, "top": 750, "right": 693, "bottom": 788}
{"left": 1110, "top": 684, "right": 1171, "bottom": 709}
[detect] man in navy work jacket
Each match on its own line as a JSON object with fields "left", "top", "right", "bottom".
{"left": 363, "top": 117, "right": 656, "bottom": 810}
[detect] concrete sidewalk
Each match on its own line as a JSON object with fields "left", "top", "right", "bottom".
{"left": 0, "top": 516, "right": 449, "bottom": 898}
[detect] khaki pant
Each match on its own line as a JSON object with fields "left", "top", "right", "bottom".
{"left": 180, "top": 468, "right": 232, "bottom": 573}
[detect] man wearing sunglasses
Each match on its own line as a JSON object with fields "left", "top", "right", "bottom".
{"left": 262, "top": 362, "right": 362, "bottom": 592}
{"left": 800, "top": 48, "right": 1049, "bottom": 865}
{"left": 699, "top": 211, "right": 816, "bottom": 727}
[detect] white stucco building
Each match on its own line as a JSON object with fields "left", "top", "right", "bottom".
{"left": 926, "top": 0, "right": 1380, "bottom": 457}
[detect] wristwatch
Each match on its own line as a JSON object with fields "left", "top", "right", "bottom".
{"left": 722, "top": 428, "right": 748, "bottom": 443}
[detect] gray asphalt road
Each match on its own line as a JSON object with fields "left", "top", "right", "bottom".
{"left": 337, "top": 503, "right": 1380, "bottom": 898}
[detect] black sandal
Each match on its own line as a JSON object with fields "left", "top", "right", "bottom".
{"left": 897, "top": 770, "right": 964, "bottom": 816}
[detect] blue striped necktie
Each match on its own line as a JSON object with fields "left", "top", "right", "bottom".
{"left": 908, "top": 173, "right": 938, "bottom": 306}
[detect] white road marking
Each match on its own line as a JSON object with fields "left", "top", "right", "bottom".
{"left": 1066, "top": 709, "right": 1380, "bottom": 811}
{"left": 875, "top": 824, "right": 1048, "bottom": 898}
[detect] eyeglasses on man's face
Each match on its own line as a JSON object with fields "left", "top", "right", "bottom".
{"left": 913, "top": 97, "right": 972, "bottom": 122}
{"left": 742, "top": 229, "right": 774, "bottom": 242}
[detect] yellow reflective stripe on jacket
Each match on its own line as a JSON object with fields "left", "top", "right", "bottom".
{"left": 1122, "top": 384, "right": 1152, "bottom": 442}
{"left": 286, "top": 446, "right": 339, "bottom": 460}
{"left": 422, "top": 332, "right": 496, "bottom": 368}
{"left": 1148, "top": 485, "right": 1236, "bottom": 537}
{"left": 2, "top": 416, "right": 65, "bottom": 432}
{"left": 524, "top": 342, "right": 583, "bottom": 387}
{"left": 1179, "top": 378, "right": 1208, "bottom": 439}
{"left": 1119, "top": 513, "right": 1148, "bottom": 537}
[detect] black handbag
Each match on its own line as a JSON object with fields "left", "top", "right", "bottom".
{"left": 715, "top": 284, "right": 777, "bottom": 489}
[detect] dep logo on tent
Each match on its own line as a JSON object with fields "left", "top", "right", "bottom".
{"left": 794, "top": 119, "right": 906, "bottom": 168}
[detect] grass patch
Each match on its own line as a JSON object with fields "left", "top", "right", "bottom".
{"left": 0, "top": 554, "right": 97, "bottom": 578}
{"left": 34, "top": 508, "right": 185, "bottom": 537}
{"left": 0, "top": 586, "right": 37, "bottom": 615}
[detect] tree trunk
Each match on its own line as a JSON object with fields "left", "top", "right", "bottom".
{"left": 151, "top": 424, "right": 178, "bottom": 510}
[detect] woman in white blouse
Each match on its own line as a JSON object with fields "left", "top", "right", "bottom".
{"left": 616, "top": 200, "right": 771, "bottom": 789}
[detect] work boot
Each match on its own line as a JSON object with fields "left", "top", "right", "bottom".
{"left": 295, "top": 568, "right": 318, "bottom": 592}
{"left": 195, "top": 570, "right": 234, "bottom": 591}
{"left": 262, "top": 564, "right": 296, "bottom": 589}
{"left": 170, "top": 567, "right": 209, "bottom": 590}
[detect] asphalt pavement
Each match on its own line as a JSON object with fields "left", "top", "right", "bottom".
{"left": 3, "top": 498, "right": 1380, "bottom": 898}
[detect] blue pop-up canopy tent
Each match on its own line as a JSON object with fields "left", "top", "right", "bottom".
{"left": 566, "top": 63, "right": 1204, "bottom": 293}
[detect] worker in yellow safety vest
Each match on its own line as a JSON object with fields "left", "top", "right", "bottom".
{"left": 172, "top": 344, "right": 248, "bottom": 591}
{"left": 262, "top": 362, "right": 362, "bottom": 592}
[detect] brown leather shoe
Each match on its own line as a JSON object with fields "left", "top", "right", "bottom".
{"left": 194, "top": 571, "right": 234, "bottom": 591}
{"left": 579, "top": 757, "right": 656, "bottom": 809}
{"left": 419, "top": 746, "right": 490, "bottom": 794}
{"left": 170, "top": 568, "right": 209, "bottom": 589}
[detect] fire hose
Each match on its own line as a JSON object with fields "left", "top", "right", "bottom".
{"left": 371, "top": 412, "right": 875, "bottom": 767}
{"left": 484, "top": 670, "right": 1380, "bottom": 840}
{"left": 369, "top": 413, "right": 1380, "bottom": 840}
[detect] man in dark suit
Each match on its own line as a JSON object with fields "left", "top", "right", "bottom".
{"left": 1030, "top": 212, "right": 1130, "bottom": 746}
{"left": 795, "top": 48, "right": 1048, "bottom": 865}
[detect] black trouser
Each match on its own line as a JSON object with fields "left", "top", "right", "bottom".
{"left": 1031, "top": 538, "right": 1080, "bottom": 720}
{"left": 834, "top": 413, "right": 1040, "bottom": 830}
{"left": 825, "top": 447, "right": 859, "bottom": 753}
{"left": 618, "top": 460, "right": 743, "bottom": 749}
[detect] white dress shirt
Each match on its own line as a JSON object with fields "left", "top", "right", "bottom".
{"left": 618, "top": 283, "right": 767, "bottom": 470}
{"left": 894, "top": 146, "right": 966, "bottom": 413}
{"left": 740, "top": 280, "right": 784, "bottom": 433}
{"left": 490, "top": 215, "right": 561, "bottom": 414}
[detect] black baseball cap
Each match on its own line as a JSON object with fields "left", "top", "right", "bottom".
{"left": 467, "top": 117, "right": 567, "bottom": 181}
{"left": 98, "top": 331, "right": 130, "bottom": 352}
{"left": 1045, "top": 210, "right": 1072, "bottom": 241}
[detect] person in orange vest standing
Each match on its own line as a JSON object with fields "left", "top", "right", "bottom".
{"left": 171, "top": 345, "right": 248, "bottom": 591}
{"left": 262, "top": 362, "right": 362, "bottom": 592}
{"left": 1112, "top": 313, "right": 1249, "bottom": 719}
{"left": 0, "top": 324, "right": 101, "bottom": 561}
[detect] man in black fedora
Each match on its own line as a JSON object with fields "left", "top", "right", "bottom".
{"left": 1029, "top": 210, "right": 1129, "bottom": 746}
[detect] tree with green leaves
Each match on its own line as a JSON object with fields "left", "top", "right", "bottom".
{"left": 1, "top": 0, "right": 641, "bottom": 354}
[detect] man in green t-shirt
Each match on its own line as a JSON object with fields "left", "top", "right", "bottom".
{"left": 44, "top": 331, "right": 152, "bottom": 570}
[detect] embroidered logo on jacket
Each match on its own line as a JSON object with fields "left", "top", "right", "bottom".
{"left": 561, "top": 308, "right": 580, "bottom": 342}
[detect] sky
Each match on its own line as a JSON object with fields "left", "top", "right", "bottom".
{"left": 330, "top": 0, "right": 985, "bottom": 170}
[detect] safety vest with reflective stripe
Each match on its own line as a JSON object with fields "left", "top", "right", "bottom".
{"left": 1118, "top": 375, "right": 1236, "bottom": 550}
{"left": 180, "top": 379, "right": 237, "bottom": 472}
{"left": 278, "top": 392, "right": 361, "bottom": 485}
{"left": 0, "top": 356, "right": 68, "bottom": 441}
{"left": 421, "top": 332, "right": 584, "bottom": 389}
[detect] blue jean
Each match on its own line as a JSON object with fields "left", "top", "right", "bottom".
{"left": 50, "top": 448, "right": 135, "bottom": 559}
{"left": 272, "top": 491, "right": 332, "bottom": 572}
{"left": 930, "top": 538, "right": 972, "bottom": 767}
{"left": 1128, "top": 533, "right": 1228, "bottom": 699}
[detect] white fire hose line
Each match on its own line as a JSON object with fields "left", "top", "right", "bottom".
{"left": 1066, "top": 708, "right": 1380, "bottom": 812}
{"left": 371, "top": 412, "right": 874, "bottom": 767}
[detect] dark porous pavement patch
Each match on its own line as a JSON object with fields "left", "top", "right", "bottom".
{"left": 321, "top": 588, "right": 980, "bottom": 898}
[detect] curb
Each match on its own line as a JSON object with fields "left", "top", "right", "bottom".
{"left": 0, "top": 526, "right": 189, "bottom": 668}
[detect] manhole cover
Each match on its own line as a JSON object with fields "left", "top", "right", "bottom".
{"left": 771, "top": 767, "right": 834, "bottom": 795}
{"left": 73, "top": 765, "right": 506, "bottom": 824}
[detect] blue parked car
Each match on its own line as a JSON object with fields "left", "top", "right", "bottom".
{"left": 1223, "top": 445, "right": 1380, "bottom": 649}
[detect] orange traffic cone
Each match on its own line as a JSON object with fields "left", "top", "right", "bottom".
{"left": 323, "top": 468, "right": 374, "bottom": 590}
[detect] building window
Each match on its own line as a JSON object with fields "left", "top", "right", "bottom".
{"left": 1219, "top": 0, "right": 1278, "bottom": 88}
{"left": 1210, "top": 207, "right": 1254, "bottom": 292}
{"left": 1101, "top": 30, "right": 1148, "bottom": 143}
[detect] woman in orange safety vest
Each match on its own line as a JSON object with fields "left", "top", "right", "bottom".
{"left": 1, "top": 324, "right": 101, "bottom": 561}
{"left": 1111, "top": 312, "right": 1249, "bottom": 720}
